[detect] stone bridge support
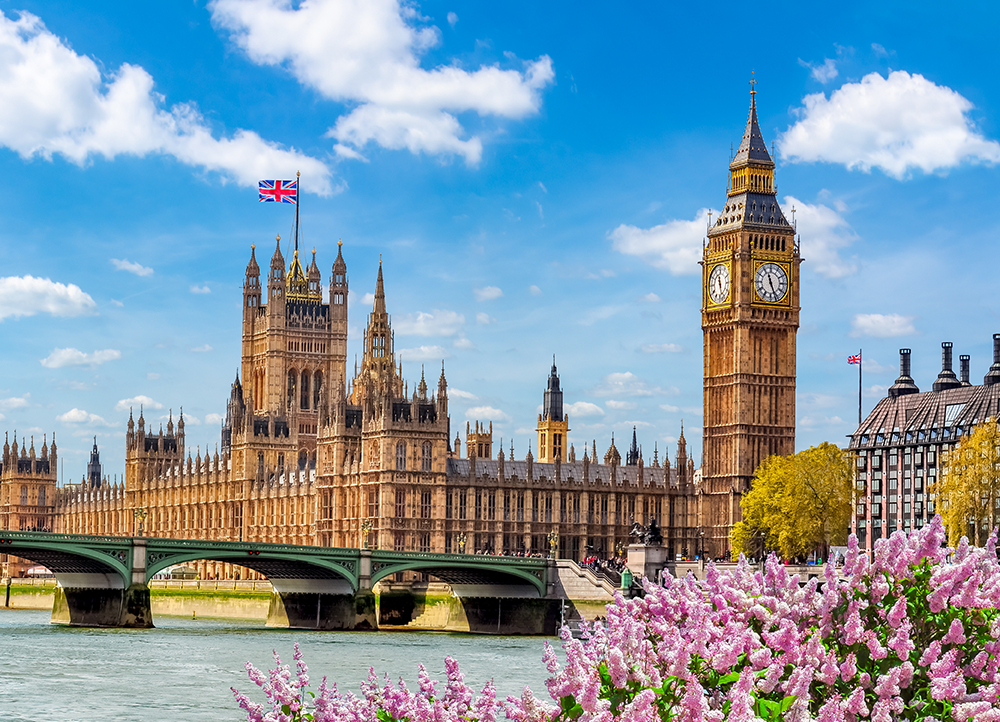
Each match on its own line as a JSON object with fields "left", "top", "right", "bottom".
{"left": 51, "top": 539, "right": 152, "bottom": 628}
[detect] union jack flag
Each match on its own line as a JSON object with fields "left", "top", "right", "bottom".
{"left": 848, "top": 354, "right": 861, "bottom": 365}
{"left": 258, "top": 180, "right": 298, "bottom": 204}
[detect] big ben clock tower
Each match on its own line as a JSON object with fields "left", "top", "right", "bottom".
{"left": 701, "top": 82, "right": 801, "bottom": 558}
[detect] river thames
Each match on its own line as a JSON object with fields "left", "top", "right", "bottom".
{"left": 0, "top": 609, "right": 557, "bottom": 722}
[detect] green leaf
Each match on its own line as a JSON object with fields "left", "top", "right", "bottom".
{"left": 281, "top": 704, "right": 291, "bottom": 716}
{"left": 717, "top": 671, "right": 740, "bottom": 686}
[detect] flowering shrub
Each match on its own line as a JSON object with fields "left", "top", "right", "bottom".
{"left": 235, "top": 517, "right": 1000, "bottom": 721}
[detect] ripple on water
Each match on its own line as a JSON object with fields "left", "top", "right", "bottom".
{"left": 0, "top": 609, "right": 560, "bottom": 722}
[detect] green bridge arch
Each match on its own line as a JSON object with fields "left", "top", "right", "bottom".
{"left": 369, "top": 553, "right": 547, "bottom": 597}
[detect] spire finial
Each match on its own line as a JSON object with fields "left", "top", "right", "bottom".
{"left": 338, "top": 238, "right": 343, "bottom": 248}
{"left": 749, "top": 69, "right": 756, "bottom": 105}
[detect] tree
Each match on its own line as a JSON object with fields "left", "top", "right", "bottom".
{"left": 934, "top": 419, "right": 1000, "bottom": 547}
{"left": 731, "top": 442, "right": 852, "bottom": 561}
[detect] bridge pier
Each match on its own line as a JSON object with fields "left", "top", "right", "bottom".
{"left": 265, "top": 579, "right": 377, "bottom": 630}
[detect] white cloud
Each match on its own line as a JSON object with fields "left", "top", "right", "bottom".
{"left": 361, "top": 292, "right": 376, "bottom": 306}
{"left": 606, "top": 400, "right": 636, "bottom": 410}
{"left": 609, "top": 208, "right": 709, "bottom": 275}
{"left": 799, "top": 57, "right": 838, "bottom": 84}
{"left": 592, "top": 372, "right": 672, "bottom": 398}
{"left": 780, "top": 70, "right": 1000, "bottom": 178}
{"left": 0, "top": 275, "right": 96, "bottom": 320}
{"left": 641, "top": 293, "right": 660, "bottom": 303}
{"left": 535, "top": 201, "right": 544, "bottom": 220}
{"left": 476, "top": 312, "right": 495, "bottom": 325}
{"left": 465, "top": 405, "right": 512, "bottom": 422}
{"left": 529, "top": 285, "right": 542, "bottom": 296}
{"left": 872, "top": 43, "right": 889, "bottom": 58}
{"left": 191, "top": 344, "right": 214, "bottom": 353}
{"left": 449, "top": 388, "right": 478, "bottom": 400}
{"left": 0, "top": 394, "right": 29, "bottom": 410}
{"left": 40, "top": 348, "right": 120, "bottom": 368}
{"left": 146, "top": 372, "right": 160, "bottom": 380}
{"left": 209, "top": 0, "right": 554, "bottom": 165}
{"left": 659, "top": 404, "right": 679, "bottom": 413}
{"left": 565, "top": 401, "right": 604, "bottom": 418}
{"left": 394, "top": 309, "right": 465, "bottom": 336}
{"left": 537, "top": 181, "right": 547, "bottom": 193}
{"left": 578, "top": 305, "right": 624, "bottom": 326}
{"left": 799, "top": 415, "right": 845, "bottom": 430}
{"left": 0, "top": 11, "right": 332, "bottom": 193}
{"left": 783, "top": 195, "right": 859, "bottom": 278}
{"left": 864, "top": 383, "right": 889, "bottom": 399}
{"left": 190, "top": 284, "right": 211, "bottom": 294}
{"left": 473, "top": 286, "right": 503, "bottom": 301}
{"left": 110, "top": 299, "right": 124, "bottom": 307}
{"left": 452, "top": 337, "right": 476, "bottom": 350}
{"left": 398, "top": 345, "right": 450, "bottom": 361}
{"left": 446, "top": 11, "right": 458, "bottom": 27}
{"left": 205, "top": 413, "right": 224, "bottom": 425}
{"left": 640, "top": 343, "right": 682, "bottom": 354}
{"left": 164, "top": 413, "right": 200, "bottom": 425}
{"left": 111, "top": 258, "right": 153, "bottom": 277}
{"left": 115, "top": 395, "right": 163, "bottom": 413}
{"left": 57, "top": 408, "right": 108, "bottom": 425}
{"left": 851, "top": 313, "right": 917, "bottom": 338}
{"left": 862, "top": 358, "right": 895, "bottom": 374}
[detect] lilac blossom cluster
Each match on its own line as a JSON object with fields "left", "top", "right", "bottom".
{"left": 235, "top": 516, "right": 1000, "bottom": 721}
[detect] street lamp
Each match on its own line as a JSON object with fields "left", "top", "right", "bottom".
{"left": 133, "top": 507, "right": 148, "bottom": 537}
{"left": 547, "top": 529, "right": 559, "bottom": 559}
{"left": 698, "top": 529, "right": 705, "bottom": 571}
{"left": 361, "top": 519, "right": 373, "bottom": 549}
{"left": 457, "top": 532, "right": 467, "bottom": 554}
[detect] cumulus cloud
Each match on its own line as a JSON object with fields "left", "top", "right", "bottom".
{"left": 205, "top": 413, "right": 224, "bottom": 425}
{"left": 851, "top": 313, "right": 917, "bottom": 338}
{"left": 473, "top": 286, "right": 503, "bottom": 301}
{"left": 799, "top": 57, "right": 838, "bottom": 83}
{"left": 781, "top": 71, "right": 1000, "bottom": 178}
{"left": 465, "top": 405, "right": 512, "bottom": 422}
{"left": 0, "top": 11, "right": 333, "bottom": 193}
{"left": 529, "top": 285, "right": 542, "bottom": 296}
{"left": 111, "top": 258, "right": 153, "bottom": 277}
{"left": 606, "top": 400, "right": 636, "bottom": 410}
{"left": 190, "top": 284, "right": 211, "bottom": 294}
{"left": 394, "top": 309, "right": 465, "bottom": 337}
{"left": 209, "top": 0, "right": 554, "bottom": 164}
{"left": 783, "top": 195, "right": 859, "bottom": 278}
{"left": 191, "top": 344, "right": 213, "bottom": 352}
{"left": 565, "top": 401, "right": 604, "bottom": 417}
{"left": 397, "top": 345, "right": 450, "bottom": 361}
{"left": 452, "top": 337, "right": 475, "bottom": 350}
{"left": 0, "top": 394, "right": 29, "bottom": 410}
{"left": 609, "top": 208, "right": 709, "bottom": 275}
{"left": 57, "top": 408, "right": 108, "bottom": 425}
{"left": 40, "top": 348, "right": 120, "bottom": 368}
{"left": 146, "top": 372, "right": 160, "bottom": 380}
{"left": 446, "top": 11, "right": 458, "bottom": 27}
{"left": 475, "top": 312, "right": 495, "bottom": 325}
{"left": 449, "top": 388, "right": 478, "bottom": 400}
{"left": 640, "top": 343, "right": 682, "bottom": 354}
{"left": 592, "top": 371, "right": 672, "bottom": 398}
{"left": 115, "top": 395, "right": 163, "bottom": 413}
{"left": 641, "top": 293, "right": 660, "bottom": 303}
{"left": 0, "top": 275, "right": 96, "bottom": 320}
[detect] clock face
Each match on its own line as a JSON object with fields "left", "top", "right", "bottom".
{"left": 708, "top": 264, "right": 730, "bottom": 304}
{"left": 754, "top": 263, "right": 788, "bottom": 303}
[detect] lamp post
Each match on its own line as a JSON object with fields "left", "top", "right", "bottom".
{"left": 457, "top": 532, "right": 467, "bottom": 554}
{"left": 133, "top": 507, "right": 148, "bottom": 537}
{"left": 361, "top": 519, "right": 373, "bottom": 549}
{"left": 547, "top": 529, "right": 559, "bottom": 559}
{"left": 698, "top": 529, "right": 705, "bottom": 572}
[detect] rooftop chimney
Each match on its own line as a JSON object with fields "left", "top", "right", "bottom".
{"left": 932, "top": 342, "right": 962, "bottom": 392}
{"left": 888, "top": 348, "right": 919, "bottom": 398}
{"left": 960, "top": 355, "right": 971, "bottom": 386}
{"left": 985, "top": 334, "right": 1000, "bottom": 386}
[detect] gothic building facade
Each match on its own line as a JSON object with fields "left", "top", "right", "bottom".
{"left": 0, "top": 434, "right": 57, "bottom": 576}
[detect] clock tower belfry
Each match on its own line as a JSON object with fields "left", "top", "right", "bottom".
{"left": 701, "top": 83, "right": 801, "bottom": 558}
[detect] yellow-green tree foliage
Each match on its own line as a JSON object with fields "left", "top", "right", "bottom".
{"left": 731, "top": 442, "right": 852, "bottom": 561}
{"left": 935, "top": 420, "right": 1000, "bottom": 547}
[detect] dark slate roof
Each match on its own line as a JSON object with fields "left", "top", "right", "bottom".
{"left": 445, "top": 458, "right": 682, "bottom": 489}
{"left": 712, "top": 192, "right": 791, "bottom": 232}
{"left": 849, "top": 382, "right": 1000, "bottom": 449}
{"left": 731, "top": 97, "right": 774, "bottom": 167}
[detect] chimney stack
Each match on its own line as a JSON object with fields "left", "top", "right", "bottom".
{"left": 985, "top": 334, "right": 1000, "bottom": 386}
{"left": 888, "top": 348, "right": 919, "bottom": 398}
{"left": 932, "top": 342, "right": 962, "bottom": 392}
{"left": 960, "top": 355, "right": 971, "bottom": 386}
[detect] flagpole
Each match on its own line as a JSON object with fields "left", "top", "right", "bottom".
{"left": 294, "top": 170, "right": 301, "bottom": 253}
{"left": 858, "top": 348, "right": 863, "bottom": 426}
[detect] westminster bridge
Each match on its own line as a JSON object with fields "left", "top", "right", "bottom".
{"left": 0, "top": 531, "right": 588, "bottom": 632}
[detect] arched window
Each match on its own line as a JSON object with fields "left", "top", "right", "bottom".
{"left": 287, "top": 370, "right": 297, "bottom": 409}
{"left": 396, "top": 442, "right": 407, "bottom": 471}
{"left": 422, "top": 442, "right": 432, "bottom": 471}
{"left": 781, "top": 238, "right": 786, "bottom": 251}
{"left": 313, "top": 371, "right": 323, "bottom": 409}
{"left": 38, "top": 487, "right": 46, "bottom": 506}
{"left": 300, "top": 370, "right": 310, "bottom": 410}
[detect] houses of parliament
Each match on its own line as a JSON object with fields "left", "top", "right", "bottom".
{"left": 0, "top": 86, "right": 799, "bottom": 576}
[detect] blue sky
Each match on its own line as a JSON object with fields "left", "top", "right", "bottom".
{"left": 3, "top": 0, "right": 1000, "bottom": 481}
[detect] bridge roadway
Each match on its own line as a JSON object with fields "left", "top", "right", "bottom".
{"left": 0, "top": 531, "right": 559, "bottom": 632}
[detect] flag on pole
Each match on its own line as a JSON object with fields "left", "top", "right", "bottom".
{"left": 848, "top": 354, "right": 861, "bottom": 365}
{"left": 258, "top": 180, "right": 298, "bottom": 204}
